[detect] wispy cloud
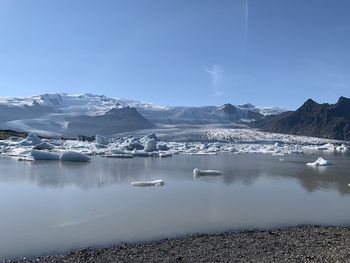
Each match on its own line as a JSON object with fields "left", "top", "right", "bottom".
{"left": 242, "top": 0, "right": 249, "bottom": 61}
{"left": 206, "top": 64, "right": 223, "bottom": 97}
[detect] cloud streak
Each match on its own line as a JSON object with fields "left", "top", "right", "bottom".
{"left": 242, "top": 0, "right": 249, "bottom": 61}
{"left": 206, "top": 64, "right": 223, "bottom": 97}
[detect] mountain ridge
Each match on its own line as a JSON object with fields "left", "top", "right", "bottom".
{"left": 254, "top": 96, "right": 350, "bottom": 141}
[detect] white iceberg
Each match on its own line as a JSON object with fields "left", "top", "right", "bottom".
{"left": 306, "top": 157, "right": 333, "bottom": 167}
{"left": 336, "top": 144, "right": 348, "bottom": 153}
{"left": 17, "top": 133, "right": 42, "bottom": 146}
{"left": 193, "top": 168, "right": 222, "bottom": 177}
{"left": 144, "top": 139, "right": 157, "bottom": 152}
{"left": 131, "top": 179, "right": 164, "bottom": 187}
{"left": 31, "top": 150, "right": 60, "bottom": 161}
{"left": 317, "top": 143, "right": 335, "bottom": 151}
{"left": 60, "top": 151, "right": 91, "bottom": 162}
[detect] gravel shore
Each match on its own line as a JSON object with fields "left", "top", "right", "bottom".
{"left": 7, "top": 226, "right": 350, "bottom": 263}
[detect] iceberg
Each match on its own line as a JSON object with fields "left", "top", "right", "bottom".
{"left": 17, "top": 133, "right": 41, "bottom": 146}
{"left": 60, "top": 151, "right": 91, "bottom": 162}
{"left": 193, "top": 168, "right": 222, "bottom": 177}
{"left": 336, "top": 144, "right": 348, "bottom": 153}
{"left": 131, "top": 179, "right": 164, "bottom": 187}
{"left": 144, "top": 139, "right": 157, "bottom": 152}
{"left": 95, "top": 135, "right": 109, "bottom": 146}
{"left": 306, "top": 157, "right": 333, "bottom": 167}
{"left": 317, "top": 143, "right": 335, "bottom": 151}
{"left": 31, "top": 150, "right": 60, "bottom": 161}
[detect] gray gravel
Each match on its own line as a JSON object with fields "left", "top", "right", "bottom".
{"left": 6, "top": 226, "right": 350, "bottom": 263}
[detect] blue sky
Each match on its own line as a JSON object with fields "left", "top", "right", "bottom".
{"left": 0, "top": 0, "right": 349, "bottom": 109}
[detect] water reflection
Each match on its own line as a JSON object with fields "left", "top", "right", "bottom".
{"left": 0, "top": 153, "right": 349, "bottom": 194}
{"left": 1, "top": 153, "right": 350, "bottom": 260}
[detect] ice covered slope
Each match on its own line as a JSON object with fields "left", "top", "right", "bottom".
{"left": 0, "top": 93, "right": 286, "bottom": 136}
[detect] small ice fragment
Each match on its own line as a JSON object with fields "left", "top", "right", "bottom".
{"left": 317, "top": 143, "right": 334, "bottom": 151}
{"left": 31, "top": 150, "right": 60, "bottom": 160}
{"left": 33, "top": 142, "right": 55, "bottom": 150}
{"left": 336, "top": 144, "right": 348, "bottom": 153}
{"left": 131, "top": 179, "right": 164, "bottom": 187}
{"left": 193, "top": 168, "right": 222, "bottom": 177}
{"left": 306, "top": 157, "right": 332, "bottom": 167}
{"left": 60, "top": 151, "right": 91, "bottom": 162}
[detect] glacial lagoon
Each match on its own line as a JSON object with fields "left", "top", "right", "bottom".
{"left": 1, "top": 153, "right": 350, "bottom": 259}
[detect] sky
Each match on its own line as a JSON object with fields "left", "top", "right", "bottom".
{"left": 0, "top": 0, "right": 349, "bottom": 109}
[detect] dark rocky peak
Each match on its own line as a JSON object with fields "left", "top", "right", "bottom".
{"left": 239, "top": 103, "right": 255, "bottom": 109}
{"left": 301, "top": 98, "right": 318, "bottom": 108}
{"left": 221, "top": 103, "right": 238, "bottom": 113}
{"left": 331, "top": 96, "right": 350, "bottom": 119}
{"left": 337, "top": 96, "right": 350, "bottom": 106}
{"left": 104, "top": 106, "right": 138, "bottom": 116}
{"left": 297, "top": 98, "right": 329, "bottom": 113}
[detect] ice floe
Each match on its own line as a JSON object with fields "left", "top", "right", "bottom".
{"left": 193, "top": 168, "right": 222, "bottom": 177}
{"left": 131, "top": 179, "right": 164, "bottom": 187}
{"left": 306, "top": 157, "right": 333, "bottom": 167}
{"left": 31, "top": 150, "right": 60, "bottom": 161}
{"left": 17, "top": 133, "right": 41, "bottom": 146}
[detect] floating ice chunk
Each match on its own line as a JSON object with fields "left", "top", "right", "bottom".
{"left": 124, "top": 141, "right": 144, "bottom": 151}
{"left": 144, "top": 139, "right": 157, "bottom": 152}
{"left": 336, "top": 144, "right": 348, "bottom": 153}
{"left": 33, "top": 142, "right": 55, "bottom": 150}
{"left": 131, "top": 179, "right": 164, "bottom": 187}
{"left": 193, "top": 168, "right": 222, "bottom": 177}
{"left": 317, "top": 143, "right": 335, "bottom": 151}
{"left": 60, "top": 151, "right": 91, "bottom": 162}
{"left": 96, "top": 135, "right": 109, "bottom": 146}
{"left": 157, "top": 143, "right": 169, "bottom": 151}
{"left": 17, "top": 133, "right": 41, "bottom": 146}
{"left": 31, "top": 150, "right": 60, "bottom": 160}
{"left": 306, "top": 157, "right": 333, "bottom": 167}
{"left": 132, "top": 149, "right": 159, "bottom": 157}
{"left": 17, "top": 157, "right": 34, "bottom": 162}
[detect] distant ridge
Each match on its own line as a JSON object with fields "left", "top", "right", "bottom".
{"left": 254, "top": 96, "right": 350, "bottom": 141}
{"left": 65, "top": 106, "right": 154, "bottom": 136}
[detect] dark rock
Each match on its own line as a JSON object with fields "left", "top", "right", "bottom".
{"left": 253, "top": 96, "right": 350, "bottom": 141}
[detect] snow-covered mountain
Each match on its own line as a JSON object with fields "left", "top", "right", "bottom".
{"left": 0, "top": 93, "right": 286, "bottom": 137}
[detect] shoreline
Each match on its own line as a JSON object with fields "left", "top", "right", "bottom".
{"left": 6, "top": 225, "right": 350, "bottom": 262}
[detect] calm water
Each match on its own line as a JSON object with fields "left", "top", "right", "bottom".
{"left": 1, "top": 153, "right": 350, "bottom": 259}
